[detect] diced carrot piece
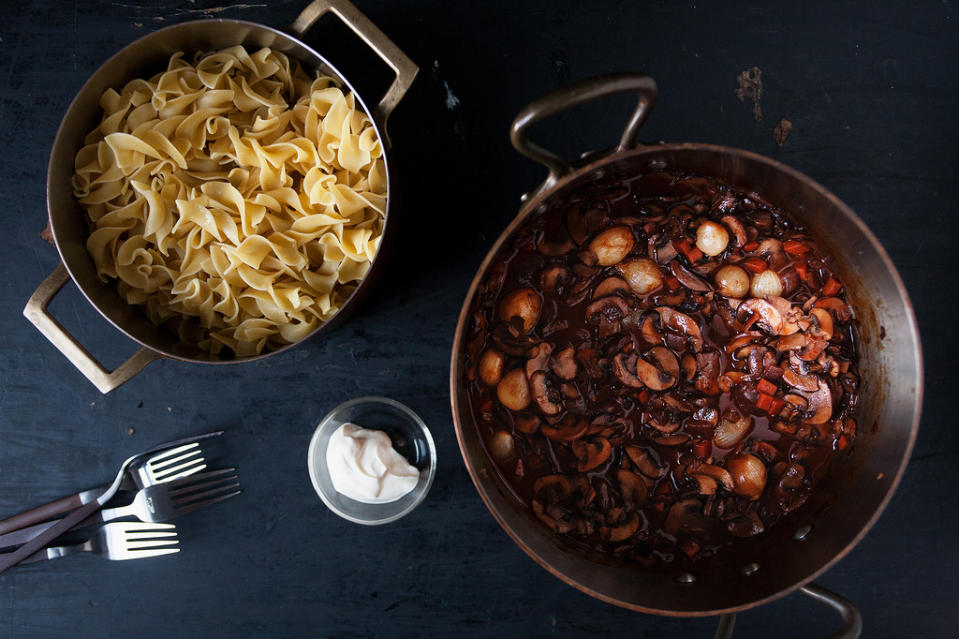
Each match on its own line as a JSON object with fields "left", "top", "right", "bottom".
{"left": 769, "top": 398, "right": 786, "bottom": 415}
{"left": 757, "top": 378, "right": 778, "bottom": 395}
{"left": 637, "top": 389, "right": 650, "bottom": 405}
{"left": 680, "top": 539, "right": 701, "bottom": 558}
{"left": 743, "top": 257, "right": 767, "bottom": 273}
{"left": 783, "top": 240, "right": 810, "bottom": 255}
{"left": 837, "top": 435, "right": 850, "bottom": 451}
{"left": 672, "top": 237, "right": 703, "bottom": 263}
{"left": 692, "top": 439, "right": 711, "bottom": 460}
{"left": 822, "top": 277, "right": 841, "bottom": 296}
{"left": 755, "top": 393, "right": 774, "bottom": 412}
{"left": 743, "top": 241, "right": 759, "bottom": 252}
{"left": 665, "top": 274, "right": 681, "bottom": 290}
{"left": 687, "top": 247, "right": 703, "bottom": 263}
{"left": 795, "top": 262, "right": 808, "bottom": 282}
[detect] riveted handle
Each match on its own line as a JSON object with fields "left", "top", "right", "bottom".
{"left": 713, "top": 583, "right": 861, "bottom": 639}
{"left": 291, "top": 0, "right": 419, "bottom": 149}
{"left": 23, "top": 264, "right": 160, "bottom": 394}
{"left": 510, "top": 73, "right": 658, "bottom": 198}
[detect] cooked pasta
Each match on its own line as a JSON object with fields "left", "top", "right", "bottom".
{"left": 72, "top": 46, "right": 386, "bottom": 356}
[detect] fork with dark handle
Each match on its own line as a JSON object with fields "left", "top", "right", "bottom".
{"left": 0, "top": 441, "right": 207, "bottom": 536}
{"left": 0, "top": 469, "right": 239, "bottom": 550}
{"left": 0, "top": 430, "right": 222, "bottom": 576}
{"left": 18, "top": 523, "right": 179, "bottom": 565}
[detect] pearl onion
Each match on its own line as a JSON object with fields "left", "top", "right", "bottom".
{"left": 696, "top": 221, "right": 730, "bottom": 256}
{"left": 617, "top": 258, "right": 663, "bottom": 294}
{"left": 750, "top": 270, "right": 783, "bottom": 298}
{"left": 714, "top": 265, "right": 750, "bottom": 298}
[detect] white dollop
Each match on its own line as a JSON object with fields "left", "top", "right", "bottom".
{"left": 326, "top": 423, "right": 420, "bottom": 503}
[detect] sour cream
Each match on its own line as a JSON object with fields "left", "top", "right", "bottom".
{"left": 325, "top": 423, "right": 420, "bottom": 503}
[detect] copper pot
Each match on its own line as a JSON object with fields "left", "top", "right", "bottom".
{"left": 24, "top": 0, "right": 417, "bottom": 393}
{"left": 450, "top": 74, "right": 922, "bottom": 630}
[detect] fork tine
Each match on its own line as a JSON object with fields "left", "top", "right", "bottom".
{"left": 119, "top": 522, "right": 176, "bottom": 532}
{"left": 173, "top": 481, "right": 241, "bottom": 507}
{"left": 150, "top": 448, "right": 203, "bottom": 473}
{"left": 169, "top": 475, "right": 238, "bottom": 499}
{"left": 126, "top": 539, "right": 180, "bottom": 550}
{"left": 122, "top": 547, "right": 180, "bottom": 559}
{"left": 146, "top": 442, "right": 199, "bottom": 466}
{"left": 167, "top": 467, "right": 236, "bottom": 489}
{"left": 170, "top": 490, "right": 241, "bottom": 517}
{"left": 126, "top": 530, "right": 179, "bottom": 539}
{"left": 153, "top": 458, "right": 207, "bottom": 481}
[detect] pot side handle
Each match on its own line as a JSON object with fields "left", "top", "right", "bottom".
{"left": 510, "top": 73, "right": 658, "bottom": 198}
{"left": 713, "top": 583, "right": 862, "bottom": 639}
{"left": 291, "top": 0, "right": 419, "bottom": 149}
{"left": 23, "top": 264, "right": 160, "bottom": 394}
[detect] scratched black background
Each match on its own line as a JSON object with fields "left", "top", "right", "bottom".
{"left": 0, "top": 1, "right": 957, "bottom": 637}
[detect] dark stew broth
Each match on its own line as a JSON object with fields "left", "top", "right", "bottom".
{"left": 463, "top": 170, "right": 860, "bottom": 567}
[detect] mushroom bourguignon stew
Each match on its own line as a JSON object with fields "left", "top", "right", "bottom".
{"left": 463, "top": 169, "right": 860, "bottom": 567}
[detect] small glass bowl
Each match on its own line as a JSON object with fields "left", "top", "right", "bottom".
{"left": 308, "top": 396, "right": 436, "bottom": 525}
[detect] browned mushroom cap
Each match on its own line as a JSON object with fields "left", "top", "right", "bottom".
{"left": 802, "top": 379, "right": 833, "bottom": 424}
{"left": 809, "top": 307, "right": 834, "bottom": 340}
{"left": 533, "top": 474, "right": 572, "bottom": 501}
{"left": 797, "top": 333, "right": 828, "bottom": 361}
{"left": 532, "top": 500, "right": 573, "bottom": 534}
{"left": 540, "top": 265, "right": 573, "bottom": 295}
{"left": 567, "top": 205, "right": 609, "bottom": 245}
{"left": 550, "top": 346, "right": 578, "bottom": 380}
{"left": 765, "top": 296, "right": 802, "bottom": 335}
{"left": 587, "top": 295, "right": 629, "bottom": 323}
{"left": 738, "top": 298, "right": 785, "bottom": 335}
{"left": 782, "top": 367, "right": 820, "bottom": 392}
{"left": 626, "top": 445, "right": 668, "bottom": 478}
{"left": 529, "top": 370, "right": 562, "bottom": 416}
{"left": 650, "top": 432, "right": 693, "bottom": 446}
{"left": 541, "top": 414, "right": 589, "bottom": 441}
{"left": 773, "top": 332, "right": 807, "bottom": 354}
{"left": 814, "top": 296, "right": 854, "bottom": 322}
{"left": 612, "top": 353, "right": 645, "bottom": 389}
{"left": 513, "top": 412, "right": 541, "bottom": 434}
{"left": 681, "top": 353, "right": 697, "bottom": 382}
{"left": 691, "top": 474, "right": 718, "bottom": 495}
{"left": 727, "top": 511, "right": 765, "bottom": 538}
{"left": 663, "top": 498, "right": 706, "bottom": 536}
{"left": 525, "top": 342, "right": 553, "bottom": 378}
{"left": 655, "top": 306, "right": 703, "bottom": 351}
{"left": 478, "top": 349, "right": 504, "bottom": 386}
{"left": 589, "top": 225, "right": 635, "bottom": 266}
{"left": 641, "top": 314, "right": 664, "bottom": 345}
{"left": 714, "top": 408, "right": 753, "bottom": 448}
{"left": 633, "top": 348, "right": 678, "bottom": 391}
{"left": 537, "top": 234, "right": 575, "bottom": 256}
{"left": 488, "top": 430, "right": 515, "bottom": 462}
{"left": 575, "top": 437, "right": 612, "bottom": 472}
{"left": 693, "top": 351, "right": 721, "bottom": 395}
{"left": 721, "top": 215, "right": 747, "bottom": 247}
{"left": 605, "top": 512, "right": 640, "bottom": 542}
{"left": 695, "top": 463, "right": 735, "bottom": 491}
{"left": 725, "top": 454, "right": 767, "bottom": 500}
{"left": 648, "top": 415, "right": 681, "bottom": 433}
{"left": 593, "top": 276, "right": 631, "bottom": 299}
{"left": 496, "top": 368, "right": 530, "bottom": 411}
{"left": 498, "top": 287, "right": 541, "bottom": 334}
{"left": 725, "top": 331, "right": 764, "bottom": 354}
{"left": 670, "top": 261, "right": 711, "bottom": 292}
{"left": 618, "top": 258, "right": 664, "bottom": 295}
{"left": 576, "top": 348, "right": 604, "bottom": 379}
{"left": 616, "top": 469, "right": 648, "bottom": 507}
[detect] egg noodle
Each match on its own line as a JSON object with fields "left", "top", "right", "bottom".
{"left": 72, "top": 46, "right": 385, "bottom": 356}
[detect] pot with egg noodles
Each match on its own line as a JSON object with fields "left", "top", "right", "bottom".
{"left": 25, "top": 0, "right": 417, "bottom": 392}
{"left": 450, "top": 74, "right": 922, "bottom": 633}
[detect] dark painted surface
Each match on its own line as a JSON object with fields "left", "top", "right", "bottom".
{"left": 0, "top": 1, "right": 956, "bottom": 637}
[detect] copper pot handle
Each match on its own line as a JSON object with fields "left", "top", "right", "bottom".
{"left": 23, "top": 264, "right": 160, "bottom": 394}
{"left": 714, "top": 583, "right": 862, "bottom": 639}
{"left": 510, "top": 73, "right": 658, "bottom": 196}
{"left": 291, "top": 0, "right": 419, "bottom": 149}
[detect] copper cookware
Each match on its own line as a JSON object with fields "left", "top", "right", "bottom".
{"left": 450, "top": 74, "right": 922, "bottom": 630}
{"left": 24, "top": 0, "right": 417, "bottom": 393}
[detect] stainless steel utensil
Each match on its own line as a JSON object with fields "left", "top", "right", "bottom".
{"left": 0, "top": 468, "right": 238, "bottom": 549}
{"left": 0, "top": 439, "right": 211, "bottom": 537}
{"left": 0, "top": 430, "right": 222, "bottom": 575}
{"left": 18, "top": 523, "right": 179, "bottom": 565}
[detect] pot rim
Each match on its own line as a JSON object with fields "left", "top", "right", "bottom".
{"left": 45, "top": 16, "right": 395, "bottom": 365}
{"left": 448, "top": 141, "right": 924, "bottom": 616}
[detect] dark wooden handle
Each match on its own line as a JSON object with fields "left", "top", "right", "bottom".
{"left": 0, "top": 493, "right": 84, "bottom": 535}
{"left": 0, "top": 499, "right": 103, "bottom": 575}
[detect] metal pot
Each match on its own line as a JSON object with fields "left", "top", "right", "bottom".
{"left": 24, "top": 0, "right": 417, "bottom": 393}
{"left": 450, "top": 74, "right": 923, "bottom": 630}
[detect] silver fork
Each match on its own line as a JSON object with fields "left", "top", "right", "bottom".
{"left": 19, "top": 523, "right": 179, "bottom": 565}
{"left": 0, "top": 443, "right": 209, "bottom": 549}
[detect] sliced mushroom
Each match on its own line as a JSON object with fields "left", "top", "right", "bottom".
{"left": 773, "top": 332, "right": 807, "bottom": 353}
{"left": 618, "top": 258, "right": 663, "bottom": 294}
{"left": 663, "top": 498, "right": 705, "bottom": 536}
{"left": 498, "top": 287, "right": 541, "bottom": 334}
{"left": 604, "top": 511, "right": 641, "bottom": 542}
{"left": 681, "top": 353, "right": 697, "bottom": 382}
{"left": 694, "top": 463, "right": 735, "bottom": 491}
{"left": 737, "top": 298, "right": 784, "bottom": 335}
{"left": 574, "top": 437, "right": 612, "bottom": 472}
{"left": 532, "top": 500, "right": 573, "bottom": 534}
{"left": 488, "top": 430, "right": 515, "bottom": 462}
{"left": 693, "top": 351, "right": 721, "bottom": 395}
{"left": 802, "top": 379, "right": 833, "bottom": 424}
{"left": 617, "top": 469, "right": 648, "bottom": 507}
{"left": 537, "top": 234, "right": 574, "bottom": 256}
{"left": 496, "top": 368, "right": 530, "bottom": 411}
{"left": 589, "top": 225, "right": 635, "bottom": 266}
{"left": 798, "top": 334, "right": 828, "bottom": 361}
{"left": 560, "top": 382, "right": 586, "bottom": 414}
{"left": 650, "top": 432, "right": 693, "bottom": 446}
{"left": 655, "top": 306, "right": 703, "bottom": 351}
{"left": 814, "top": 296, "right": 854, "bottom": 322}
{"left": 513, "top": 412, "right": 541, "bottom": 434}
{"left": 626, "top": 445, "right": 668, "bottom": 478}
{"left": 691, "top": 474, "right": 718, "bottom": 495}
{"left": 725, "top": 454, "right": 767, "bottom": 500}
{"left": 525, "top": 342, "right": 553, "bottom": 377}
{"left": 782, "top": 367, "right": 820, "bottom": 392}
{"left": 714, "top": 408, "right": 753, "bottom": 448}
{"left": 648, "top": 416, "right": 681, "bottom": 433}
{"left": 577, "top": 348, "right": 604, "bottom": 378}
{"left": 593, "top": 276, "right": 631, "bottom": 299}
{"left": 641, "top": 314, "right": 664, "bottom": 344}
{"left": 670, "top": 260, "right": 711, "bottom": 291}
{"left": 612, "top": 353, "right": 645, "bottom": 388}
{"left": 586, "top": 295, "right": 629, "bottom": 322}
{"left": 530, "top": 370, "right": 562, "bottom": 416}
{"left": 550, "top": 346, "right": 578, "bottom": 380}
{"left": 634, "top": 347, "right": 679, "bottom": 391}
{"left": 540, "top": 265, "right": 573, "bottom": 295}
{"left": 567, "top": 205, "right": 608, "bottom": 246}
{"left": 541, "top": 416, "right": 589, "bottom": 441}
{"left": 765, "top": 296, "right": 802, "bottom": 335}
{"left": 478, "top": 349, "right": 504, "bottom": 386}
{"left": 721, "top": 215, "right": 747, "bottom": 247}
{"left": 810, "top": 307, "right": 834, "bottom": 340}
